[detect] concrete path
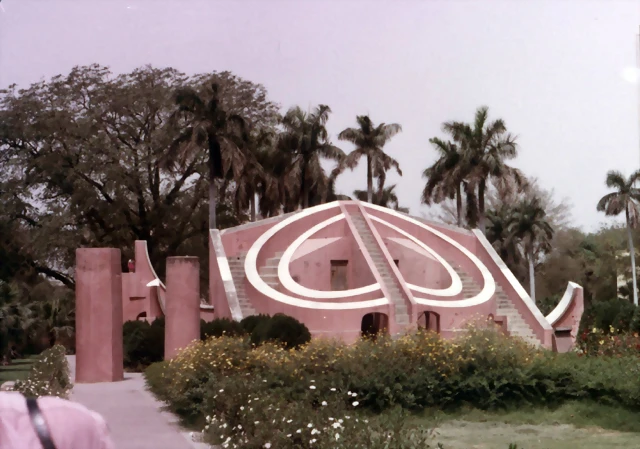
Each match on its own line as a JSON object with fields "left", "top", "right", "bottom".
{"left": 67, "top": 356, "right": 208, "bottom": 449}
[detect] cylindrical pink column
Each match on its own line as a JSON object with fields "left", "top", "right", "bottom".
{"left": 165, "top": 256, "right": 200, "bottom": 359}
{"left": 75, "top": 248, "right": 124, "bottom": 383}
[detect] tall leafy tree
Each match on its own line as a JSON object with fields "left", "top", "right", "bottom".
{"left": 596, "top": 170, "right": 640, "bottom": 306}
{"left": 508, "top": 196, "right": 554, "bottom": 303}
{"left": 444, "top": 106, "right": 525, "bottom": 233}
{"left": 353, "top": 184, "right": 409, "bottom": 213}
{"left": 277, "top": 105, "right": 345, "bottom": 209}
{"left": 0, "top": 65, "right": 270, "bottom": 286}
{"left": 422, "top": 138, "right": 469, "bottom": 226}
{"left": 164, "top": 83, "right": 250, "bottom": 229}
{"left": 337, "top": 115, "right": 402, "bottom": 203}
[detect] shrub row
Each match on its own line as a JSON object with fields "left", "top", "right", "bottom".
{"left": 147, "top": 327, "right": 592, "bottom": 448}
{"left": 12, "top": 345, "right": 72, "bottom": 398}
{"left": 124, "top": 314, "right": 311, "bottom": 370}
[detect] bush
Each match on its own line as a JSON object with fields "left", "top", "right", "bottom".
{"left": 123, "top": 318, "right": 164, "bottom": 370}
{"left": 250, "top": 313, "right": 311, "bottom": 349}
{"left": 201, "top": 318, "right": 245, "bottom": 340}
{"left": 240, "top": 314, "right": 271, "bottom": 334}
{"left": 12, "top": 345, "right": 72, "bottom": 398}
{"left": 153, "top": 326, "right": 635, "bottom": 448}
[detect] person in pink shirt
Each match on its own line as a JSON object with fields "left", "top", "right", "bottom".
{"left": 0, "top": 391, "right": 115, "bottom": 449}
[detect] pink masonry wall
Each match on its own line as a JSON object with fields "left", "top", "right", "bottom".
{"left": 383, "top": 238, "right": 450, "bottom": 290}
{"left": 209, "top": 234, "right": 232, "bottom": 320}
{"left": 75, "top": 248, "right": 124, "bottom": 383}
{"left": 164, "top": 257, "right": 200, "bottom": 359}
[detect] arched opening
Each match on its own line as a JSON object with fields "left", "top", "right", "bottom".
{"left": 136, "top": 311, "right": 148, "bottom": 321}
{"left": 418, "top": 311, "right": 440, "bottom": 333}
{"left": 361, "top": 312, "right": 389, "bottom": 339}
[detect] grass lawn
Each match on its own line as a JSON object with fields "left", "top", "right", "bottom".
{"left": 411, "top": 401, "right": 640, "bottom": 449}
{"left": 0, "top": 356, "right": 36, "bottom": 383}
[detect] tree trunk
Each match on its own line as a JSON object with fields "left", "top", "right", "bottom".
{"left": 250, "top": 194, "right": 256, "bottom": 222}
{"left": 478, "top": 178, "right": 486, "bottom": 234}
{"left": 626, "top": 208, "right": 638, "bottom": 306}
{"left": 528, "top": 247, "right": 536, "bottom": 303}
{"left": 366, "top": 155, "right": 373, "bottom": 203}
{"left": 455, "top": 182, "right": 462, "bottom": 227}
{"left": 209, "top": 177, "right": 217, "bottom": 229}
{"left": 302, "top": 164, "right": 309, "bottom": 209}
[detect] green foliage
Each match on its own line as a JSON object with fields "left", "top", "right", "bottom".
{"left": 239, "top": 314, "right": 271, "bottom": 334}
{"left": 249, "top": 313, "right": 311, "bottom": 349}
{"left": 201, "top": 318, "right": 245, "bottom": 339}
{"left": 123, "top": 318, "right": 165, "bottom": 370}
{"left": 12, "top": 345, "right": 72, "bottom": 398}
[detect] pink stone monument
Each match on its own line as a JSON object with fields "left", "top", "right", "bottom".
{"left": 164, "top": 256, "right": 200, "bottom": 359}
{"left": 75, "top": 248, "right": 124, "bottom": 383}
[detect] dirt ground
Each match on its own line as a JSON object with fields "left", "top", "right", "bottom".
{"left": 433, "top": 420, "right": 639, "bottom": 449}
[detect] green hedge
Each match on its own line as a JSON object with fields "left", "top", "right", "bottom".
{"left": 124, "top": 314, "right": 310, "bottom": 370}
{"left": 12, "top": 345, "right": 72, "bottom": 398}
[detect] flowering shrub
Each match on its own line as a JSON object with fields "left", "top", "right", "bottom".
{"left": 12, "top": 345, "right": 72, "bottom": 398}
{"left": 577, "top": 325, "right": 640, "bottom": 357}
{"left": 145, "top": 325, "right": 640, "bottom": 447}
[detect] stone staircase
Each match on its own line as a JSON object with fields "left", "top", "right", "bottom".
{"left": 495, "top": 285, "right": 540, "bottom": 347}
{"left": 450, "top": 264, "right": 540, "bottom": 347}
{"left": 258, "top": 252, "right": 284, "bottom": 290}
{"left": 227, "top": 252, "right": 256, "bottom": 317}
{"left": 350, "top": 212, "right": 410, "bottom": 325}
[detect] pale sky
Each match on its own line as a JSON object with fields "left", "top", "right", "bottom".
{"left": 1, "top": 0, "right": 639, "bottom": 232}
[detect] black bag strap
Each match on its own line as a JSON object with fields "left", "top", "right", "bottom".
{"left": 26, "top": 397, "right": 57, "bottom": 449}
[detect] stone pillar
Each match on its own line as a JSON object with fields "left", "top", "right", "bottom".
{"left": 165, "top": 256, "right": 200, "bottom": 359}
{"left": 75, "top": 248, "right": 124, "bottom": 383}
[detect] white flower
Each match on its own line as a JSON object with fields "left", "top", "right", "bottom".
{"left": 330, "top": 388, "right": 336, "bottom": 391}
{"left": 287, "top": 419, "right": 293, "bottom": 423}
{"left": 309, "top": 385, "right": 316, "bottom": 390}
{"left": 310, "top": 439, "right": 317, "bottom": 444}
{"left": 335, "top": 433, "right": 340, "bottom": 441}
{"left": 311, "top": 429, "right": 320, "bottom": 435}
{"left": 352, "top": 401, "right": 359, "bottom": 407}
{"left": 345, "top": 416, "right": 350, "bottom": 419}
{"left": 237, "top": 425, "right": 242, "bottom": 430}
{"left": 321, "top": 401, "right": 328, "bottom": 406}
{"left": 348, "top": 391, "right": 352, "bottom": 395}
{"left": 264, "top": 444, "right": 271, "bottom": 449}
{"left": 287, "top": 434, "right": 292, "bottom": 438}
{"left": 329, "top": 417, "right": 334, "bottom": 421}
{"left": 296, "top": 429, "right": 302, "bottom": 434}
{"left": 307, "top": 423, "right": 313, "bottom": 428}
{"left": 310, "top": 380, "right": 315, "bottom": 383}
{"left": 240, "top": 406, "right": 245, "bottom": 411}
{"left": 254, "top": 421, "right": 260, "bottom": 425}
{"left": 219, "top": 389, "right": 224, "bottom": 393}
{"left": 332, "top": 422, "right": 342, "bottom": 429}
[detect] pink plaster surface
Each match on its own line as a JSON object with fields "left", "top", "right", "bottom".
{"left": 75, "top": 248, "right": 124, "bottom": 383}
{"left": 550, "top": 284, "right": 584, "bottom": 352}
{"left": 164, "top": 257, "right": 201, "bottom": 360}
{"left": 211, "top": 201, "right": 583, "bottom": 348}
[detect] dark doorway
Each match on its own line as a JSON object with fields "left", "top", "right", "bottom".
{"left": 418, "top": 311, "right": 440, "bottom": 333}
{"left": 361, "top": 312, "right": 389, "bottom": 339}
{"left": 330, "top": 260, "right": 349, "bottom": 291}
{"left": 393, "top": 259, "right": 399, "bottom": 267}
{"left": 136, "top": 311, "right": 148, "bottom": 321}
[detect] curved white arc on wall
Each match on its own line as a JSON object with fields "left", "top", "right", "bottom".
{"left": 362, "top": 204, "right": 496, "bottom": 308}
{"left": 244, "top": 202, "right": 389, "bottom": 309}
{"left": 367, "top": 216, "right": 462, "bottom": 297}
{"left": 278, "top": 214, "right": 380, "bottom": 298}
{"left": 545, "top": 281, "right": 580, "bottom": 326}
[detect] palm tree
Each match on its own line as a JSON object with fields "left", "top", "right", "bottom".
{"left": 597, "top": 170, "right": 640, "bottom": 306}
{"left": 278, "top": 105, "right": 345, "bottom": 209}
{"left": 337, "top": 115, "right": 402, "bottom": 203}
{"left": 508, "top": 196, "right": 554, "bottom": 303}
{"left": 354, "top": 184, "right": 409, "bottom": 213}
{"left": 444, "top": 106, "right": 526, "bottom": 233}
{"left": 422, "top": 138, "right": 468, "bottom": 226}
{"left": 0, "top": 281, "right": 35, "bottom": 364}
{"left": 163, "top": 83, "right": 249, "bottom": 229}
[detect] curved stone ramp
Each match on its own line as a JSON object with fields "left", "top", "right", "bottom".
{"left": 67, "top": 356, "right": 206, "bottom": 449}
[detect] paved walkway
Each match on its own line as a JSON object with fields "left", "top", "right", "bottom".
{"left": 67, "top": 356, "right": 208, "bottom": 449}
